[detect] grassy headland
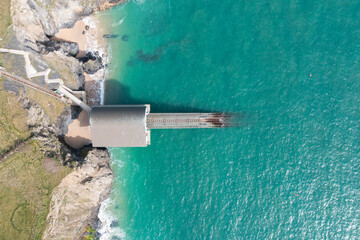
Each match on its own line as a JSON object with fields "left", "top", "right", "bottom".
{"left": 0, "top": 140, "right": 72, "bottom": 239}
{"left": 0, "top": 85, "right": 31, "bottom": 155}
{"left": 0, "top": 2, "right": 73, "bottom": 239}
{"left": 0, "top": 0, "right": 11, "bottom": 39}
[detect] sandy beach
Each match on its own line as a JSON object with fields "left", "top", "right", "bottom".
{"left": 54, "top": 21, "right": 87, "bottom": 58}
{"left": 58, "top": 16, "right": 107, "bottom": 149}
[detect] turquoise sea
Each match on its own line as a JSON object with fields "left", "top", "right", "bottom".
{"left": 99, "top": 1, "right": 360, "bottom": 239}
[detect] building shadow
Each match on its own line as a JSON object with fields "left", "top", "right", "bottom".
{"left": 103, "top": 79, "right": 219, "bottom": 113}
{"left": 64, "top": 135, "right": 92, "bottom": 150}
{"left": 85, "top": 79, "right": 248, "bottom": 127}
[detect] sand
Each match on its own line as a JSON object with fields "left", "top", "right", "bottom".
{"left": 61, "top": 17, "right": 107, "bottom": 149}
{"left": 54, "top": 17, "right": 106, "bottom": 58}
{"left": 65, "top": 110, "right": 92, "bottom": 149}
{"left": 55, "top": 21, "right": 87, "bottom": 52}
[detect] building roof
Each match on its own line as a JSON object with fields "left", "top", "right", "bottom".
{"left": 90, "top": 105, "right": 150, "bottom": 147}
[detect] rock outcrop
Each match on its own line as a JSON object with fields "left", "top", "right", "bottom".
{"left": 9, "top": 0, "right": 123, "bottom": 239}
{"left": 43, "top": 50, "right": 86, "bottom": 89}
{"left": 18, "top": 93, "right": 61, "bottom": 157}
{"left": 11, "top": 0, "right": 125, "bottom": 52}
{"left": 37, "top": 39, "right": 80, "bottom": 57}
{"left": 83, "top": 57, "right": 104, "bottom": 74}
{"left": 10, "top": 0, "right": 124, "bottom": 89}
{"left": 42, "top": 149, "right": 113, "bottom": 240}
{"left": 17, "top": 93, "right": 78, "bottom": 162}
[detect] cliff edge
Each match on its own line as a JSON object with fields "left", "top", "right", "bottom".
{"left": 5, "top": 0, "right": 126, "bottom": 239}
{"left": 42, "top": 149, "right": 113, "bottom": 240}
{"left": 11, "top": 0, "right": 124, "bottom": 52}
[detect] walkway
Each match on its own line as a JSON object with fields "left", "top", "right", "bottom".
{"left": 0, "top": 48, "right": 63, "bottom": 85}
{"left": 0, "top": 48, "right": 91, "bottom": 112}
{"left": 0, "top": 70, "right": 63, "bottom": 100}
{"left": 147, "top": 113, "right": 229, "bottom": 129}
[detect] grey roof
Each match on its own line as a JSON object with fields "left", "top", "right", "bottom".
{"left": 90, "top": 105, "right": 150, "bottom": 147}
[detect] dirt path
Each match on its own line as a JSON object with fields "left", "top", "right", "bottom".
{"left": 0, "top": 137, "right": 32, "bottom": 163}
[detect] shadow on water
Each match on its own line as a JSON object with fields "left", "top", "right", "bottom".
{"left": 103, "top": 79, "right": 247, "bottom": 127}
{"left": 104, "top": 79, "right": 216, "bottom": 113}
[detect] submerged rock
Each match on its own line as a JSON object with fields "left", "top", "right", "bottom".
{"left": 121, "top": 34, "right": 129, "bottom": 41}
{"left": 103, "top": 34, "right": 119, "bottom": 39}
{"left": 110, "top": 220, "right": 118, "bottom": 228}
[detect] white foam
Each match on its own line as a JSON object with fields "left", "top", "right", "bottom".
{"left": 112, "top": 18, "right": 125, "bottom": 27}
{"left": 98, "top": 198, "right": 126, "bottom": 240}
{"left": 133, "top": 0, "right": 146, "bottom": 5}
{"left": 85, "top": 17, "right": 124, "bottom": 238}
{"left": 82, "top": 16, "right": 108, "bottom": 105}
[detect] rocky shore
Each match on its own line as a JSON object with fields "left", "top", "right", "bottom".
{"left": 6, "top": 0, "right": 126, "bottom": 239}
{"left": 43, "top": 149, "right": 113, "bottom": 240}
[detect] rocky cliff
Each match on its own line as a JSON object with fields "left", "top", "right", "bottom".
{"left": 11, "top": 0, "right": 124, "bottom": 52}
{"left": 42, "top": 149, "right": 113, "bottom": 240}
{"left": 8, "top": 1, "right": 124, "bottom": 239}
{"left": 11, "top": 0, "right": 125, "bottom": 89}
{"left": 17, "top": 82, "right": 114, "bottom": 240}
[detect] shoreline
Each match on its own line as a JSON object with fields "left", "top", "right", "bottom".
{"left": 42, "top": 13, "right": 116, "bottom": 240}
{"left": 56, "top": 15, "right": 108, "bottom": 149}
{"left": 57, "top": 13, "right": 118, "bottom": 239}
{"left": 5, "top": 0, "right": 127, "bottom": 239}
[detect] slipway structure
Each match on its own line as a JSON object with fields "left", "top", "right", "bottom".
{"left": 90, "top": 105, "right": 151, "bottom": 147}
{"left": 90, "top": 105, "right": 230, "bottom": 147}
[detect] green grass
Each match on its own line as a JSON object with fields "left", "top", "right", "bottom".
{"left": 26, "top": 86, "right": 67, "bottom": 124}
{"left": 0, "top": 2, "right": 75, "bottom": 239}
{"left": 84, "top": 226, "right": 97, "bottom": 240}
{"left": 0, "top": 82, "right": 32, "bottom": 155}
{"left": 0, "top": 0, "right": 11, "bottom": 39}
{"left": 0, "top": 140, "right": 72, "bottom": 240}
{"left": 43, "top": 54, "right": 79, "bottom": 89}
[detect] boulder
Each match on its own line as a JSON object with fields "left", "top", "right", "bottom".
{"left": 83, "top": 57, "right": 103, "bottom": 74}
{"left": 37, "top": 40, "right": 79, "bottom": 57}
{"left": 11, "top": 0, "right": 126, "bottom": 52}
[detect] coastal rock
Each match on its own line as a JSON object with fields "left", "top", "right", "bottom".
{"left": 42, "top": 149, "right": 113, "bottom": 240}
{"left": 37, "top": 39, "right": 80, "bottom": 57}
{"left": 44, "top": 51, "right": 85, "bottom": 89}
{"left": 83, "top": 57, "right": 103, "bottom": 74}
{"left": 17, "top": 93, "right": 76, "bottom": 162}
{"left": 11, "top": 0, "right": 126, "bottom": 52}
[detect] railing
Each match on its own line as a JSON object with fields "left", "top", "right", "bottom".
{"left": 0, "top": 70, "right": 62, "bottom": 100}
{"left": 0, "top": 70, "right": 91, "bottom": 112}
{"left": 147, "top": 113, "right": 230, "bottom": 129}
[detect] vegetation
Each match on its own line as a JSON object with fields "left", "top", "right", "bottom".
{"left": 0, "top": 140, "right": 72, "bottom": 239}
{"left": 83, "top": 226, "right": 97, "bottom": 240}
{"left": 25, "top": 86, "right": 66, "bottom": 124}
{"left": 0, "top": 83, "right": 32, "bottom": 155}
{"left": 44, "top": 54, "right": 79, "bottom": 88}
{"left": 0, "top": 0, "right": 11, "bottom": 39}
{"left": 0, "top": 2, "right": 78, "bottom": 240}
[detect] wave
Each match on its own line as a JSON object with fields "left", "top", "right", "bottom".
{"left": 132, "top": 0, "right": 146, "bottom": 5}
{"left": 112, "top": 18, "right": 125, "bottom": 27}
{"left": 98, "top": 198, "right": 126, "bottom": 240}
{"left": 82, "top": 16, "right": 108, "bottom": 105}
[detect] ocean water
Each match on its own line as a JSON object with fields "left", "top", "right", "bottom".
{"left": 99, "top": 1, "right": 360, "bottom": 239}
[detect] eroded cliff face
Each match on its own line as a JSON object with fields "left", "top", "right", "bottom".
{"left": 11, "top": 0, "right": 124, "bottom": 52}
{"left": 42, "top": 149, "right": 113, "bottom": 240}
{"left": 8, "top": 1, "right": 121, "bottom": 239}
{"left": 10, "top": 0, "right": 124, "bottom": 89}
